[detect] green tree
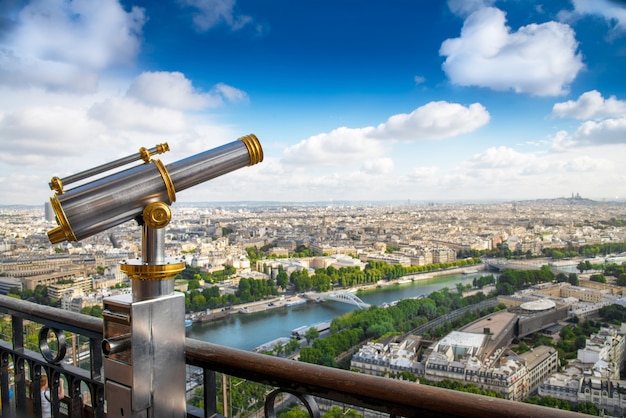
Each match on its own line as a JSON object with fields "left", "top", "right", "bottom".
{"left": 285, "top": 338, "right": 301, "bottom": 354}
{"left": 81, "top": 305, "right": 103, "bottom": 318}
{"left": 576, "top": 401, "right": 600, "bottom": 415}
{"left": 304, "top": 327, "right": 319, "bottom": 344}
{"left": 278, "top": 407, "right": 310, "bottom": 418}
{"left": 274, "top": 341, "right": 285, "bottom": 357}
{"left": 276, "top": 270, "right": 289, "bottom": 289}
{"left": 323, "top": 406, "right": 361, "bottom": 418}
{"left": 589, "top": 274, "right": 607, "bottom": 283}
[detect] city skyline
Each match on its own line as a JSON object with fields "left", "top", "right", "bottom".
{"left": 1, "top": 0, "right": 626, "bottom": 206}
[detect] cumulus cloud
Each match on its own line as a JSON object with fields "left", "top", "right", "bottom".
{"left": 372, "top": 101, "right": 489, "bottom": 140}
{"left": 180, "top": 0, "right": 253, "bottom": 31}
{"left": 0, "top": 106, "right": 103, "bottom": 163}
{"left": 466, "top": 146, "right": 531, "bottom": 170}
{"left": 570, "top": 118, "right": 626, "bottom": 146}
{"left": 0, "top": 0, "right": 145, "bottom": 92}
{"left": 282, "top": 127, "right": 385, "bottom": 167}
{"left": 440, "top": 7, "right": 584, "bottom": 96}
{"left": 282, "top": 101, "right": 489, "bottom": 167}
{"left": 568, "top": 0, "right": 626, "bottom": 34}
{"left": 127, "top": 72, "right": 248, "bottom": 110}
{"left": 552, "top": 90, "right": 626, "bottom": 120}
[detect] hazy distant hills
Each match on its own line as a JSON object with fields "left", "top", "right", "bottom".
{"left": 1, "top": 196, "right": 623, "bottom": 210}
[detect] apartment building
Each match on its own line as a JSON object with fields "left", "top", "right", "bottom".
{"left": 350, "top": 337, "right": 423, "bottom": 377}
{"left": 351, "top": 330, "right": 557, "bottom": 402}
{"left": 47, "top": 276, "right": 92, "bottom": 300}
{"left": 538, "top": 327, "right": 626, "bottom": 415}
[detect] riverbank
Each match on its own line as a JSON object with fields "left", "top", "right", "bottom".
{"left": 187, "top": 265, "right": 486, "bottom": 323}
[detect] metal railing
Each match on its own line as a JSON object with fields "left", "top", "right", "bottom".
{"left": 0, "top": 296, "right": 104, "bottom": 418}
{"left": 0, "top": 296, "right": 587, "bottom": 418}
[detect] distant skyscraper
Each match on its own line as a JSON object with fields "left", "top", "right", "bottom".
{"left": 44, "top": 201, "right": 55, "bottom": 222}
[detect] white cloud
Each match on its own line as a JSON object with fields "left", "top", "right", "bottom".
{"left": 180, "top": 0, "right": 253, "bottom": 31}
{"left": 127, "top": 72, "right": 248, "bottom": 110}
{"left": 443, "top": 145, "right": 619, "bottom": 200}
{"left": 372, "top": 101, "right": 489, "bottom": 140}
{"left": 447, "top": 0, "right": 495, "bottom": 18}
{"left": 88, "top": 97, "right": 188, "bottom": 134}
{"left": 361, "top": 158, "right": 394, "bottom": 175}
{"left": 414, "top": 75, "right": 426, "bottom": 85}
{"left": 570, "top": 0, "right": 626, "bottom": 34}
{"left": 211, "top": 82, "right": 249, "bottom": 104}
{"left": 0, "top": 106, "right": 103, "bottom": 163}
{"left": 465, "top": 146, "right": 532, "bottom": 170}
{"left": 552, "top": 90, "right": 626, "bottom": 120}
{"left": 406, "top": 166, "right": 438, "bottom": 181}
{"left": 282, "top": 127, "right": 385, "bottom": 167}
{"left": 563, "top": 156, "right": 607, "bottom": 172}
{"left": 571, "top": 117, "right": 626, "bottom": 145}
{"left": 440, "top": 7, "right": 584, "bottom": 96}
{"left": 282, "top": 101, "right": 489, "bottom": 167}
{"left": 551, "top": 116, "right": 626, "bottom": 150}
{"left": 0, "top": 0, "right": 145, "bottom": 92}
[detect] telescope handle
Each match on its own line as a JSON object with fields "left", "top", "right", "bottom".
{"left": 49, "top": 143, "right": 170, "bottom": 193}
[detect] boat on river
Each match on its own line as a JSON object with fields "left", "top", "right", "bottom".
{"left": 285, "top": 299, "right": 306, "bottom": 307}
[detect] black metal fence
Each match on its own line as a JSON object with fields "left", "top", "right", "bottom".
{"left": 0, "top": 296, "right": 586, "bottom": 418}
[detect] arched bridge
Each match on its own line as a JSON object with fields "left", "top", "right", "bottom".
{"left": 317, "top": 292, "right": 370, "bottom": 309}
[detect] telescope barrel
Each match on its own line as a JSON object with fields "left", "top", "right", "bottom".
{"left": 168, "top": 134, "right": 263, "bottom": 193}
{"left": 47, "top": 135, "right": 263, "bottom": 244}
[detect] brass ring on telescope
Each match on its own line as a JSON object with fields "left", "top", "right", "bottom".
{"left": 47, "top": 195, "right": 77, "bottom": 243}
{"left": 143, "top": 202, "right": 171, "bottom": 229}
{"left": 120, "top": 260, "right": 185, "bottom": 281}
{"left": 153, "top": 159, "right": 176, "bottom": 204}
{"left": 49, "top": 176, "right": 64, "bottom": 194}
{"left": 238, "top": 134, "right": 264, "bottom": 166}
{"left": 139, "top": 147, "right": 151, "bottom": 163}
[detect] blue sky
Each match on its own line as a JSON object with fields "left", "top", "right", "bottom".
{"left": 1, "top": 0, "right": 626, "bottom": 206}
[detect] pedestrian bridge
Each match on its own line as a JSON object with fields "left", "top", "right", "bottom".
{"left": 317, "top": 291, "right": 370, "bottom": 309}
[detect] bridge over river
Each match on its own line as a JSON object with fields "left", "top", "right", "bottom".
{"left": 306, "top": 291, "right": 370, "bottom": 309}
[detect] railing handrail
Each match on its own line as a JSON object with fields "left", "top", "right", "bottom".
{"left": 184, "top": 338, "right": 585, "bottom": 418}
{"left": 0, "top": 296, "right": 588, "bottom": 418}
{"left": 0, "top": 295, "right": 102, "bottom": 337}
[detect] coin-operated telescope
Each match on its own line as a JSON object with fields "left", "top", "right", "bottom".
{"left": 46, "top": 135, "right": 263, "bottom": 418}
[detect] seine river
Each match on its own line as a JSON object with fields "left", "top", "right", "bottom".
{"left": 186, "top": 271, "right": 487, "bottom": 351}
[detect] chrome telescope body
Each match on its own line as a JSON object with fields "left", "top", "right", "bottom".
{"left": 47, "top": 134, "right": 263, "bottom": 244}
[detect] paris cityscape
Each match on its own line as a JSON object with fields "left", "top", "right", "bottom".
{"left": 1, "top": 0, "right": 626, "bottom": 415}
{"left": 2, "top": 195, "right": 626, "bottom": 415}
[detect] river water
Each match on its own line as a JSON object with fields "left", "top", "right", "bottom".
{"left": 186, "top": 272, "right": 485, "bottom": 351}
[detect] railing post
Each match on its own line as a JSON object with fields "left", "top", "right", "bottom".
{"left": 204, "top": 369, "right": 217, "bottom": 417}
{"left": 14, "top": 356, "right": 27, "bottom": 413}
{"left": 0, "top": 351, "right": 10, "bottom": 417}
